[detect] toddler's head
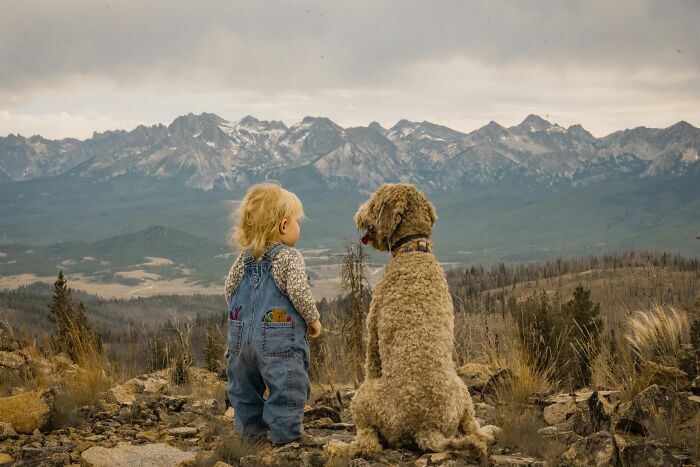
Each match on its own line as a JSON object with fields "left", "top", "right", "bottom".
{"left": 233, "top": 182, "right": 305, "bottom": 259}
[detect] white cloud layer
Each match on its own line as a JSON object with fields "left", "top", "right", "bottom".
{"left": 1, "top": 0, "right": 698, "bottom": 138}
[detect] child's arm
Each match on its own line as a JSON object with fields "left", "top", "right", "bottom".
{"left": 224, "top": 253, "right": 244, "bottom": 304}
{"left": 273, "top": 249, "right": 321, "bottom": 327}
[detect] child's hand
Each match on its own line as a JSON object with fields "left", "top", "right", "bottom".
{"left": 308, "top": 320, "right": 322, "bottom": 338}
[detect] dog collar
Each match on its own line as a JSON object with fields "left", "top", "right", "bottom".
{"left": 390, "top": 233, "right": 429, "bottom": 252}
{"left": 390, "top": 234, "right": 431, "bottom": 256}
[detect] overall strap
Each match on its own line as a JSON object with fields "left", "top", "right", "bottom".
{"left": 264, "top": 243, "right": 288, "bottom": 260}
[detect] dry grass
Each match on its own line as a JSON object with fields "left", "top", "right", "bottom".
{"left": 216, "top": 433, "right": 266, "bottom": 465}
{"left": 590, "top": 304, "right": 692, "bottom": 401}
{"left": 626, "top": 304, "right": 690, "bottom": 366}
{"left": 495, "top": 406, "right": 547, "bottom": 456}
{"left": 486, "top": 333, "right": 558, "bottom": 406}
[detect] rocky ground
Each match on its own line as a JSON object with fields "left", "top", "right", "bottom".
{"left": 1, "top": 349, "right": 699, "bottom": 466}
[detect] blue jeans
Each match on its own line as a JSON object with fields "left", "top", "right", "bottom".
{"left": 225, "top": 244, "right": 311, "bottom": 444}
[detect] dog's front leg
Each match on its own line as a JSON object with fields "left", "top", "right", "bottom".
{"left": 365, "top": 304, "right": 382, "bottom": 378}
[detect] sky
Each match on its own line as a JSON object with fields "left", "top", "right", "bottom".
{"left": 1, "top": 0, "right": 699, "bottom": 139}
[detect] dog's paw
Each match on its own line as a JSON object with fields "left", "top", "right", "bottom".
{"left": 478, "top": 424, "right": 501, "bottom": 444}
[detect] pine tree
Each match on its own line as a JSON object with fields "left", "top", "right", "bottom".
{"left": 48, "top": 270, "right": 74, "bottom": 355}
{"left": 47, "top": 270, "right": 103, "bottom": 362}
{"left": 562, "top": 285, "right": 602, "bottom": 386}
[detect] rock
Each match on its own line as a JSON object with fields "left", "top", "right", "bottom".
{"left": 213, "top": 462, "right": 233, "bottom": 467}
{"left": 615, "top": 385, "right": 699, "bottom": 436}
{"left": 415, "top": 451, "right": 482, "bottom": 466}
{"left": 0, "top": 387, "right": 54, "bottom": 434}
{"left": 0, "top": 350, "right": 26, "bottom": 369}
{"left": 490, "top": 454, "right": 546, "bottom": 466}
{"left": 691, "top": 375, "right": 700, "bottom": 395}
{"left": 324, "top": 438, "right": 350, "bottom": 457}
{"left": 587, "top": 390, "right": 615, "bottom": 432}
{"left": 474, "top": 402, "right": 497, "bottom": 424}
{"left": 544, "top": 399, "right": 578, "bottom": 425}
{"left": 620, "top": 440, "right": 681, "bottom": 466}
{"left": 303, "top": 406, "right": 341, "bottom": 423}
{"left": 168, "top": 427, "right": 198, "bottom": 437}
{"left": 85, "top": 434, "right": 107, "bottom": 442}
{"left": 80, "top": 442, "right": 197, "bottom": 466}
{"left": 457, "top": 363, "right": 494, "bottom": 392}
{"left": 0, "top": 421, "right": 18, "bottom": 440}
{"left": 0, "top": 453, "right": 13, "bottom": 465}
{"left": 224, "top": 407, "right": 234, "bottom": 419}
{"left": 642, "top": 360, "right": 690, "bottom": 390}
{"left": 537, "top": 426, "right": 558, "bottom": 436}
{"left": 561, "top": 431, "right": 622, "bottom": 467}
{"left": 104, "top": 373, "right": 169, "bottom": 406}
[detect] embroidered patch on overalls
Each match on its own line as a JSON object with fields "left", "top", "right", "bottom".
{"left": 230, "top": 305, "right": 242, "bottom": 321}
{"left": 262, "top": 308, "right": 293, "bottom": 323}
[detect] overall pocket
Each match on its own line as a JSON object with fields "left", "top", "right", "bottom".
{"left": 261, "top": 322, "right": 295, "bottom": 357}
{"left": 227, "top": 320, "right": 244, "bottom": 357}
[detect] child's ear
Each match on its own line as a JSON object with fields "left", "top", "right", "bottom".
{"left": 279, "top": 218, "right": 288, "bottom": 233}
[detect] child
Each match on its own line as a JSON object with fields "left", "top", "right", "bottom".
{"left": 224, "top": 182, "right": 322, "bottom": 446}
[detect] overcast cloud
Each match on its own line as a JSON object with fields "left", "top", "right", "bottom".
{"left": 1, "top": 0, "right": 698, "bottom": 138}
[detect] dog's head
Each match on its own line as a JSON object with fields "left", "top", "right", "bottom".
{"left": 355, "top": 183, "right": 437, "bottom": 252}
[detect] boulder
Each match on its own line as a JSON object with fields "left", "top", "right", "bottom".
{"left": 457, "top": 363, "right": 493, "bottom": 392}
{"left": 560, "top": 431, "right": 623, "bottom": 467}
{"left": 642, "top": 360, "right": 690, "bottom": 390}
{"left": 303, "top": 405, "right": 341, "bottom": 423}
{"left": 615, "top": 385, "right": 699, "bottom": 436}
{"left": 0, "top": 421, "right": 18, "bottom": 440}
{"left": 0, "top": 387, "right": 54, "bottom": 434}
{"left": 104, "top": 373, "right": 169, "bottom": 406}
{"left": 544, "top": 399, "right": 578, "bottom": 425}
{"left": 80, "top": 442, "right": 196, "bottom": 466}
{"left": 490, "top": 454, "right": 547, "bottom": 466}
{"left": 0, "top": 350, "right": 26, "bottom": 369}
{"left": 620, "top": 440, "right": 681, "bottom": 466}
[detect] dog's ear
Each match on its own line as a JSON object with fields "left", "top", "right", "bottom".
{"left": 376, "top": 188, "right": 408, "bottom": 240}
{"left": 427, "top": 199, "right": 437, "bottom": 227}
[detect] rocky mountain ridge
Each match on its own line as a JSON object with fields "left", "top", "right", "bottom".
{"left": 1, "top": 113, "right": 698, "bottom": 191}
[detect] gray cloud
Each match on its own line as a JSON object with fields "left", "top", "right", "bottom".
{"left": 0, "top": 0, "right": 698, "bottom": 138}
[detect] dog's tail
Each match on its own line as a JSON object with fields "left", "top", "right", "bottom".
{"left": 416, "top": 431, "right": 488, "bottom": 460}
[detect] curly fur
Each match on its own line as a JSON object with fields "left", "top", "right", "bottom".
{"left": 349, "top": 183, "right": 494, "bottom": 459}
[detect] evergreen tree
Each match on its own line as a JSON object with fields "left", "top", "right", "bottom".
{"left": 47, "top": 270, "right": 102, "bottom": 362}
{"left": 562, "top": 285, "right": 602, "bottom": 386}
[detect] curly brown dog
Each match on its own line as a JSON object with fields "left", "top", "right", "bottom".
{"left": 348, "top": 183, "right": 496, "bottom": 459}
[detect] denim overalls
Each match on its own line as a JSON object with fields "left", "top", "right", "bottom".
{"left": 225, "top": 243, "right": 311, "bottom": 445}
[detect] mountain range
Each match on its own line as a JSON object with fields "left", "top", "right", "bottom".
{"left": 1, "top": 113, "right": 699, "bottom": 278}
{"left": 2, "top": 113, "right": 699, "bottom": 192}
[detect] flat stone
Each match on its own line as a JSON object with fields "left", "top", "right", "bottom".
{"left": 303, "top": 405, "right": 341, "bottom": 423}
{"left": 167, "top": 427, "right": 198, "bottom": 437}
{"left": 0, "top": 453, "right": 13, "bottom": 465}
{"left": 85, "top": 435, "right": 107, "bottom": 442}
{"left": 80, "top": 442, "right": 196, "bottom": 466}
{"left": 0, "top": 387, "right": 54, "bottom": 434}
{"left": 491, "top": 454, "right": 547, "bottom": 466}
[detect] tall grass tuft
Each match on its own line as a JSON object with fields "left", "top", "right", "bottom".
{"left": 626, "top": 304, "right": 690, "bottom": 366}
{"left": 590, "top": 304, "right": 691, "bottom": 401}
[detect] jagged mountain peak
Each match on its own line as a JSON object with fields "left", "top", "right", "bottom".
{"left": 514, "top": 114, "right": 553, "bottom": 132}
{"left": 367, "top": 121, "right": 387, "bottom": 135}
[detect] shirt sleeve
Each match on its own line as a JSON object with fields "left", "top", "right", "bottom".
{"left": 224, "top": 253, "right": 244, "bottom": 304}
{"left": 272, "top": 248, "right": 321, "bottom": 325}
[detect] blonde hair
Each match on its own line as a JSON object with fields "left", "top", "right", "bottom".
{"left": 232, "top": 182, "right": 305, "bottom": 259}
